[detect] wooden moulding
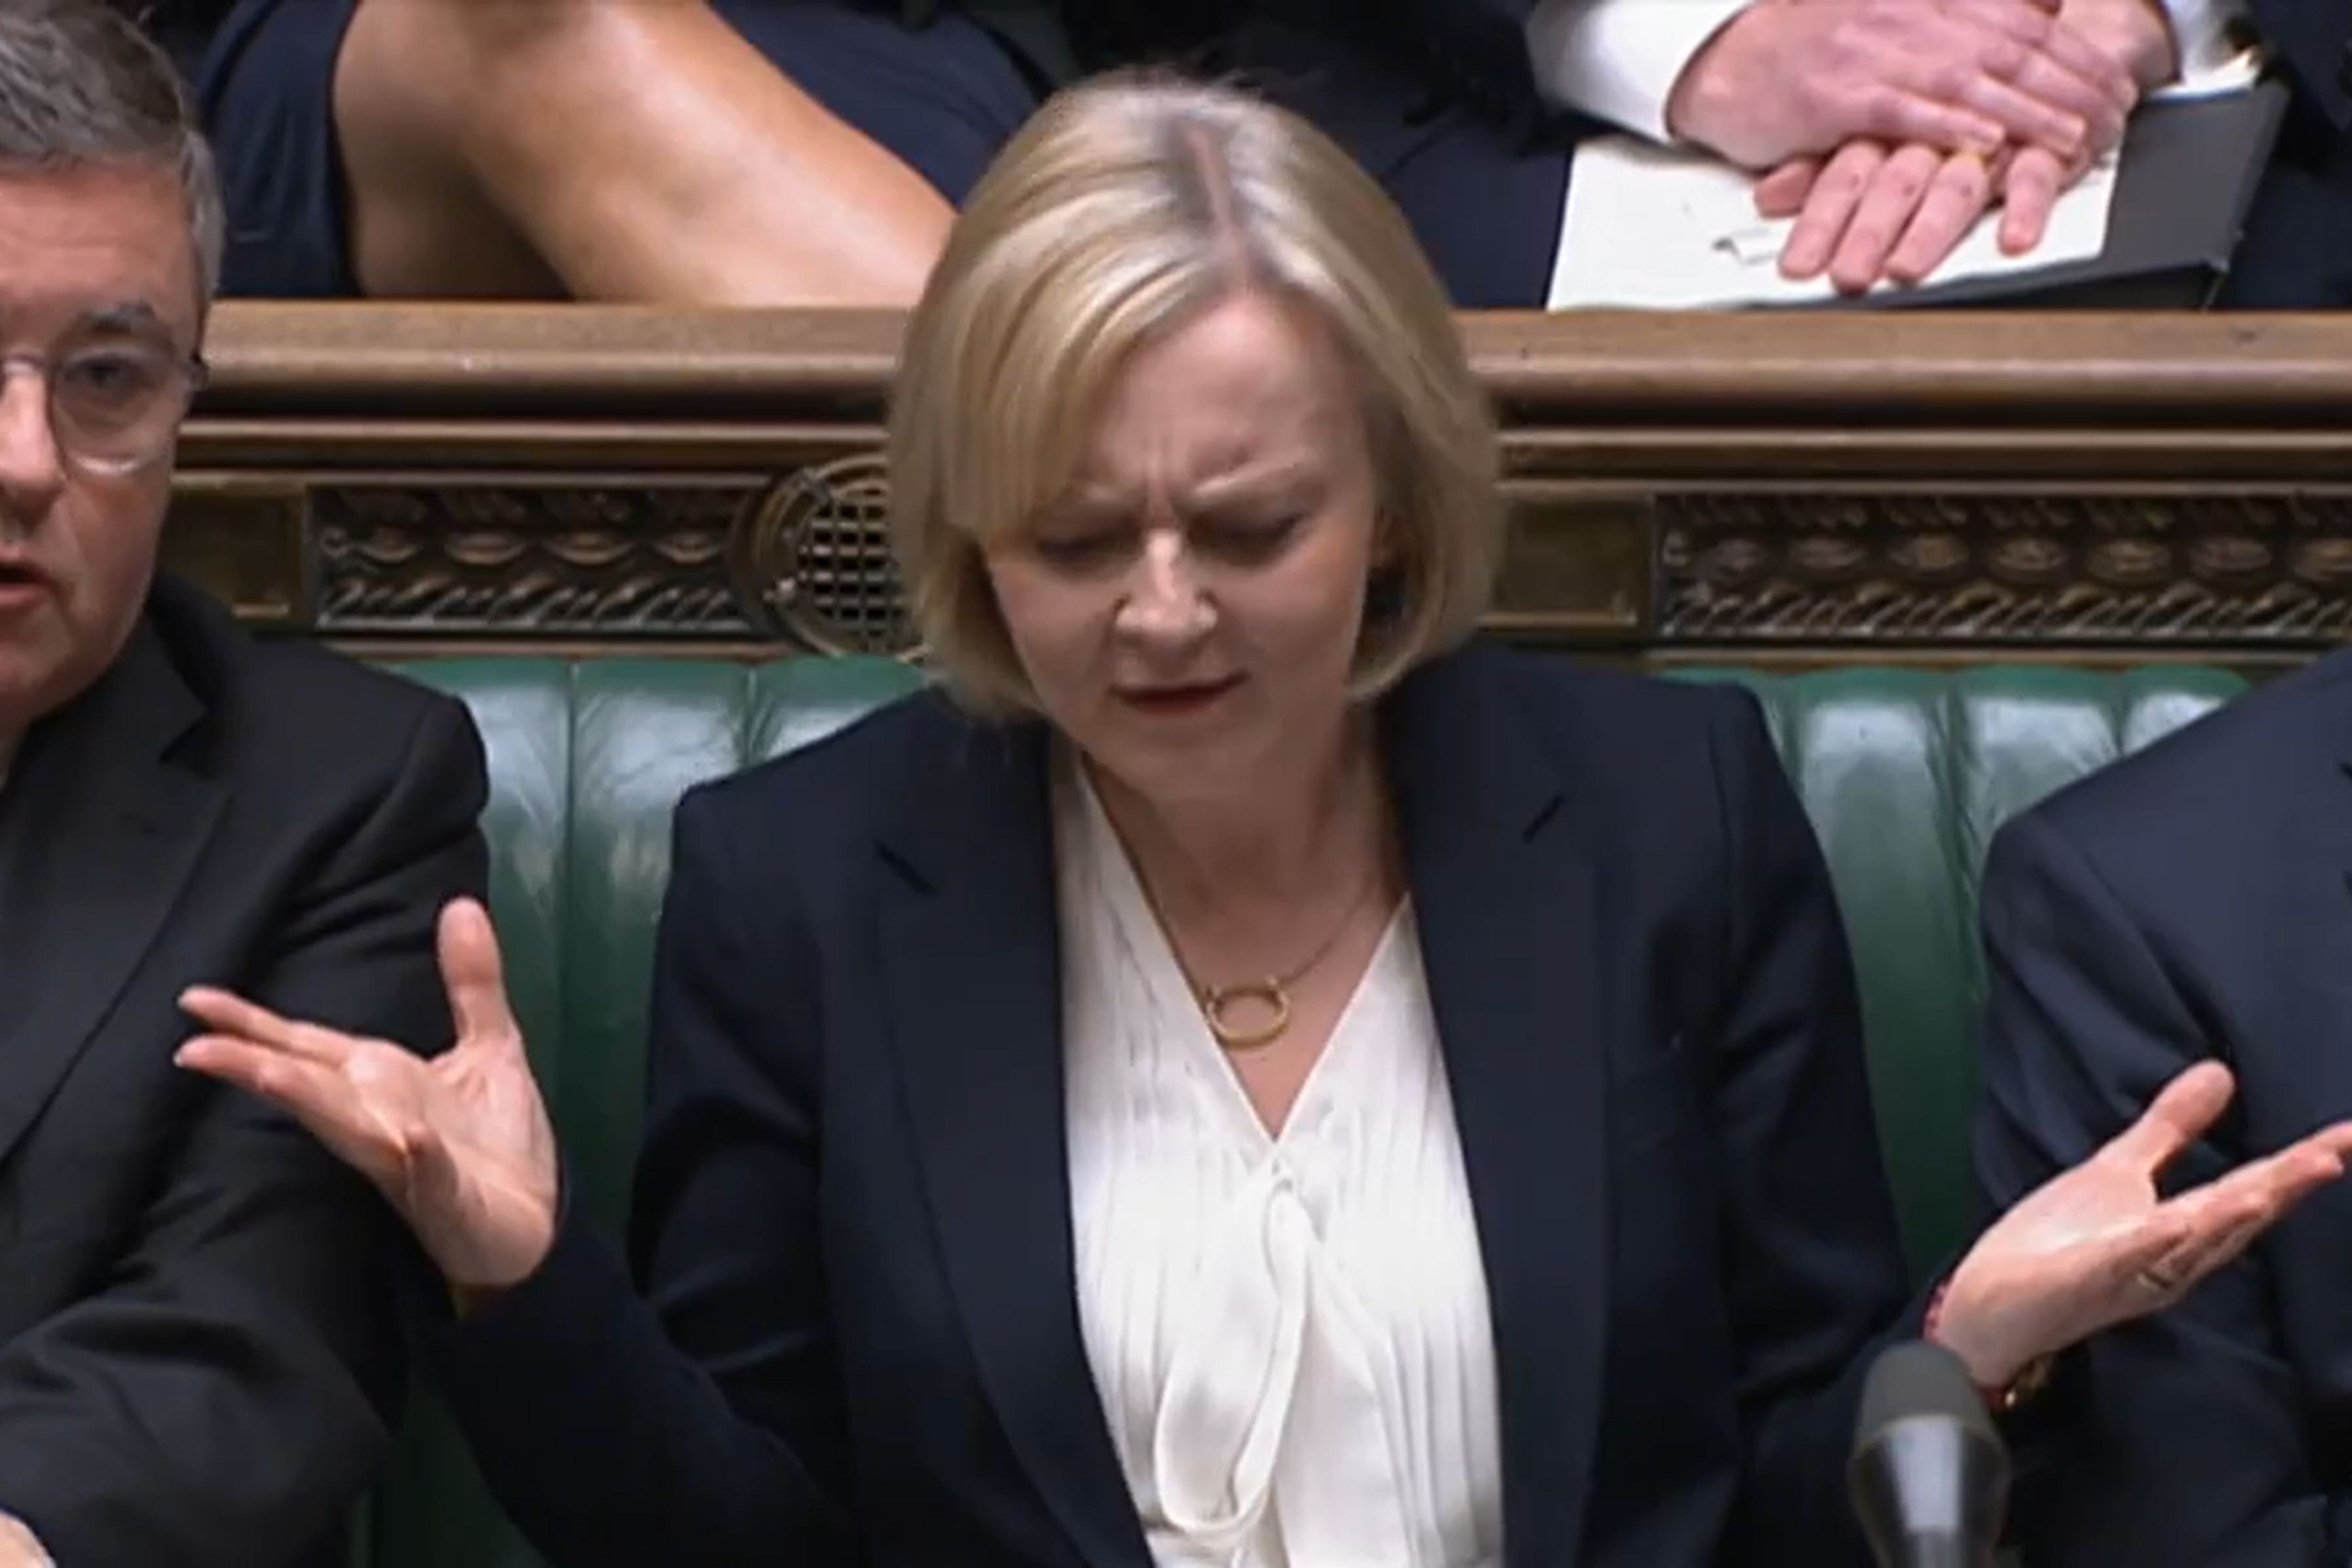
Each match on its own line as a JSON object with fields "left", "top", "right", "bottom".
{"left": 165, "top": 304, "right": 2352, "bottom": 671}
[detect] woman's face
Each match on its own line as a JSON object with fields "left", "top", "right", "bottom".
{"left": 983, "top": 290, "right": 1383, "bottom": 811}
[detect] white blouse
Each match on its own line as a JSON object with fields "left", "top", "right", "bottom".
{"left": 1058, "top": 766, "right": 1504, "bottom": 1568}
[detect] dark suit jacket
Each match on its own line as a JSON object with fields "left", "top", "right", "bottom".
{"left": 1975, "top": 646, "right": 2352, "bottom": 1565}
{"left": 2225, "top": 0, "right": 2352, "bottom": 307}
{"left": 434, "top": 638, "right": 1919, "bottom": 1567}
{"left": 0, "top": 574, "right": 488, "bottom": 1565}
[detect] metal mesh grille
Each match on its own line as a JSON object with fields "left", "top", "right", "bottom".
{"left": 756, "top": 456, "right": 917, "bottom": 656}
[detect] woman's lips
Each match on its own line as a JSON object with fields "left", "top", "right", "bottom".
{"left": 1116, "top": 675, "right": 1242, "bottom": 717}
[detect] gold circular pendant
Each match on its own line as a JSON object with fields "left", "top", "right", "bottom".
{"left": 1201, "top": 979, "right": 1291, "bottom": 1051}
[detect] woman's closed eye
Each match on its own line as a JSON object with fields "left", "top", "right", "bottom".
{"left": 1028, "top": 526, "right": 1133, "bottom": 571}
{"left": 1191, "top": 513, "right": 1303, "bottom": 562}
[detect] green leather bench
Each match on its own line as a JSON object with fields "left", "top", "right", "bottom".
{"left": 355, "top": 654, "right": 2247, "bottom": 1568}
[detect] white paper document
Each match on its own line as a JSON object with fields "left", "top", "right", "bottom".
{"left": 1546, "top": 134, "right": 2122, "bottom": 309}
{"left": 1545, "top": 48, "right": 2264, "bottom": 311}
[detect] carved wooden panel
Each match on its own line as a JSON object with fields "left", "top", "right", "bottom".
{"left": 307, "top": 482, "right": 756, "bottom": 636}
{"left": 1658, "top": 491, "right": 2352, "bottom": 644}
{"left": 162, "top": 305, "right": 2352, "bottom": 662}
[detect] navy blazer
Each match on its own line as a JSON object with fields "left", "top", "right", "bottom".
{"left": 1976, "top": 647, "right": 2352, "bottom": 1566}
{"left": 2224, "top": 0, "right": 2352, "bottom": 308}
{"left": 435, "top": 639, "right": 1918, "bottom": 1567}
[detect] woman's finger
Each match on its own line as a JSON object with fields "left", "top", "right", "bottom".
{"left": 2188, "top": 1133, "right": 2351, "bottom": 1223}
{"left": 2148, "top": 1204, "right": 2275, "bottom": 1299}
{"left": 175, "top": 1035, "right": 412, "bottom": 1190}
{"left": 2099, "top": 1059, "right": 2237, "bottom": 1177}
{"left": 2123, "top": 1136, "right": 2352, "bottom": 1303}
{"left": 2076, "top": 1204, "right": 2201, "bottom": 1316}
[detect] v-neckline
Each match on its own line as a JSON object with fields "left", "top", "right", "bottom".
{"left": 1070, "top": 759, "right": 1407, "bottom": 1147}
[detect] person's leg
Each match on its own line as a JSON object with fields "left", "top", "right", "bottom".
{"left": 711, "top": 0, "right": 1044, "bottom": 208}
{"left": 186, "top": 0, "right": 411, "bottom": 298}
{"left": 330, "top": 0, "right": 1036, "bottom": 304}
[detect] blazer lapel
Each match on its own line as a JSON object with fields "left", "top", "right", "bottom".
{"left": 0, "top": 623, "right": 221, "bottom": 1167}
{"left": 876, "top": 702, "right": 1151, "bottom": 1568}
{"left": 1386, "top": 646, "right": 1611, "bottom": 1568}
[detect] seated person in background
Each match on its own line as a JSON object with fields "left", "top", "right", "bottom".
{"left": 0, "top": 5, "right": 488, "bottom": 1563}
{"left": 152, "top": 0, "right": 2133, "bottom": 307}
{"left": 1763, "top": 0, "right": 2352, "bottom": 300}
{"left": 2217, "top": 0, "right": 2352, "bottom": 308}
{"left": 1109, "top": 0, "right": 2138, "bottom": 307}
{"left": 178, "top": 74, "right": 2352, "bottom": 1567}
{"left": 1976, "top": 650, "right": 2352, "bottom": 1562}
{"left": 145, "top": 0, "right": 1017, "bottom": 302}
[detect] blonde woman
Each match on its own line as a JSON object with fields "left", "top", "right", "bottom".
{"left": 179, "top": 77, "right": 2352, "bottom": 1568}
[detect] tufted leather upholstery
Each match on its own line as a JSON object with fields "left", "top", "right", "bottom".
{"left": 356, "top": 654, "right": 2243, "bottom": 1567}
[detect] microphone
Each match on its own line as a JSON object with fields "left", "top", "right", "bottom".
{"left": 1848, "top": 1341, "right": 2010, "bottom": 1568}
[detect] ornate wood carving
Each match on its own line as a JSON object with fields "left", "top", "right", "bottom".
{"left": 308, "top": 482, "right": 758, "bottom": 637}
{"left": 165, "top": 305, "right": 2352, "bottom": 663}
{"left": 1658, "top": 491, "right": 2352, "bottom": 644}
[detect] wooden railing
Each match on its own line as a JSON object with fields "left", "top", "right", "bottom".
{"left": 167, "top": 304, "right": 2352, "bottom": 667}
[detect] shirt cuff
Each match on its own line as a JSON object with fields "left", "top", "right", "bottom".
{"left": 1523, "top": 0, "right": 1754, "bottom": 143}
{"left": 2162, "top": 0, "right": 2253, "bottom": 80}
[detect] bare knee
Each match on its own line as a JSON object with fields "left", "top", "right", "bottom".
{"left": 331, "top": 0, "right": 564, "bottom": 296}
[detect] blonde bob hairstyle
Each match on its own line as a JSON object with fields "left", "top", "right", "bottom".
{"left": 888, "top": 72, "right": 1503, "bottom": 715}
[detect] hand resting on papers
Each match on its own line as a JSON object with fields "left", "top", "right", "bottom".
{"left": 1666, "top": 0, "right": 2137, "bottom": 172}
{"left": 1752, "top": 0, "right": 2178, "bottom": 290}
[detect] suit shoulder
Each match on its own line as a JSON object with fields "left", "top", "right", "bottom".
{"left": 2022, "top": 651, "right": 2352, "bottom": 852}
{"left": 1462, "top": 639, "right": 1750, "bottom": 763}
{"left": 680, "top": 682, "right": 967, "bottom": 831}
{"left": 147, "top": 577, "right": 479, "bottom": 779}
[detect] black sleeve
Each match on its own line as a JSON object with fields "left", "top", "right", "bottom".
{"left": 431, "top": 785, "right": 859, "bottom": 1567}
{"left": 1702, "top": 688, "right": 1920, "bottom": 1565}
{"left": 0, "top": 698, "right": 488, "bottom": 1566}
{"left": 1976, "top": 808, "right": 2338, "bottom": 1565}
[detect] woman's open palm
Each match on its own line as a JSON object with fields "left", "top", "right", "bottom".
{"left": 177, "top": 897, "right": 559, "bottom": 1289}
{"left": 1935, "top": 1060, "right": 2352, "bottom": 1386}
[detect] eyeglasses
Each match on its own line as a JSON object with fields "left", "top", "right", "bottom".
{"left": 0, "top": 340, "right": 207, "bottom": 477}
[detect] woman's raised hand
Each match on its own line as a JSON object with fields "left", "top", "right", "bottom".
{"left": 1932, "top": 1060, "right": 2352, "bottom": 1389}
{"left": 177, "top": 897, "right": 560, "bottom": 1291}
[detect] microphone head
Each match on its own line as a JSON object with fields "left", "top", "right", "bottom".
{"left": 1849, "top": 1341, "right": 2010, "bottom": 1565}
{"left": 1856, "top": 1340, "right": 2001, "bottom": 1447}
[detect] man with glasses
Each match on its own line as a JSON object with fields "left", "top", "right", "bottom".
{"left": 0, "top": 5, "right": 488, "bottom": 1565}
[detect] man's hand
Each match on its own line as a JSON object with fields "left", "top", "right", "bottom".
{"left": 1755, "top": 0, "right": 2174, "bottom": 289}
{"left": 1669, "top": 0, "right": 2136, "bottom": 170}
{"left": 2063, "top": 0, "right": 2182, "bottom": 92}
{"left": 0, "top": 1514, "right": 52, "bottom": 1568}
{"left": 1761, "top": 140, "right": 2080, "bottom": 288}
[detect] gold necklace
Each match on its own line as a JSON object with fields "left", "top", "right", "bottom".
{"left": 1146, "top": 865, "right": 1384, "bottom": 1052}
